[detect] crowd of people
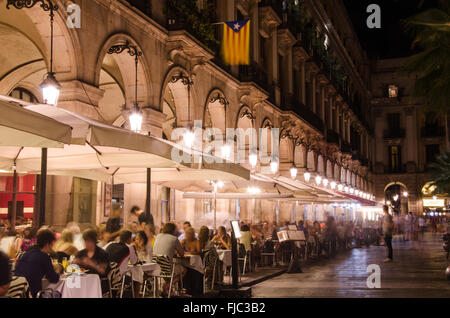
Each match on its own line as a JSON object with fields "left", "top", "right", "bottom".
{"left": 0, "top": 203, "right": 449, "bottom": 298}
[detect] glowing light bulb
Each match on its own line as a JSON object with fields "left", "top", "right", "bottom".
{"left": 315, "top": 175, "right": 322, "bottom": 185}
{"left": 249, "top": 153, "right": 258, "bottom": 168}
{"left": 290, "top": 166, "right": 298, "bottom": 179}
{"left": 304, "top": 172, "right": 311, "bottom": 182}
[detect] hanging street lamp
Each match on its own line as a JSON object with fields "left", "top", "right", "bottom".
{"left": 107, "top": 41, "right": 143, "bottom": 133}
{"left": 7, "top": 0, "right": 62, "bottom": 105}
{"left": 170, "top": 73, "right": 195, "bottom": 148}
{"left": 290, "top": 165, "right": 298, "bottom": 179}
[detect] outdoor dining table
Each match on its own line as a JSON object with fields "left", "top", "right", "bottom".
{"left": 176, "top": 254, "right": 204, "bottom": 274}
{"left": 42, "top": 273, "right": 102, "bottom": 298}
{"left": 216, "top": 249, "right": 232, "bottom": 270}
{"left": 128, "top": 262, "right": 159, "bottom": 283}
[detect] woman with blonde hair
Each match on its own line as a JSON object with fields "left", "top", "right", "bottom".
{"left": 54, "top": 229, "right": 78, "bottom": 258}
{"left": 181, "top": 227, "right": 200, "bottom": 255}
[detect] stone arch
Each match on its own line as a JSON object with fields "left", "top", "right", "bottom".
{"left": 159, "top": 65, "right": 199, "bottom": 127}
{"left": 0, "top": 2, "right": 81, "bottom": 97}
{"left": 279, "top": 136, "right": 293, "bottom": 164}
{"left": 326, "top": 160, "right": 334, "bottom": 179}
{"left": 334, "top": 163, "right": 341, "bottom": 182}
{"left": 294, "top": 144, "right": 307, "bottom": 168}
{"left": 346, "top": 170, "right": 352, "bottom": 185}
{"left": 94, "top": 33, "right": 153, "bottom": 124}
{"left": 203, "top": 88, "right": 228, "bottom": 133}
{"left": 384, "top": 181, "right": 408, "bottom": 193}
{"left": 307, "top": 149, "right": 316, "bottom": 171}
{"left": 1, "top": 2, "right": 80, "bottom": 79}
{"left": 235, "top": 105, "right": 256, "bottom": 164}
{"left": 340, "top": 167, "right": 346, "bottom": 183}
{"left": 260, "top": 117, "right": 275, "bottom": 162}
{"left": 317, "top": 155, "right": 325, "bottom": 175}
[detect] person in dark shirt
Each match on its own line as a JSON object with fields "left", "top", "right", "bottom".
{"left": 106, "top": 230, "right": 133, "bottom": 266}
{"left": 138, "top": 210, "right": 154, "bottom": 227}
{"left": 0, "top": 251, "right": 11, "bottom": 297}
{"left": 106, "top": 204, "right": 123, "bottom": 241}
{"left": 14, "top": 229, "right": 60, "bottom": 298}
{"left": 74, "top": 229, "right": 110, "bottom": 276}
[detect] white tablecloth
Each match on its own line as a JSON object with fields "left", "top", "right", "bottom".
{"left": 178, "top": 255, "right": 204, "bottom": 274}
{"left": 217, "top": 249, "right": 232, "bottom": 269}
{"left": 128, "top": 262, "right": 159, "bottom": 283}
{"left": 0, "top": 236, "right": 15, "bottom": 254}
{"left": 42, "top": 274, "right": 102, "bottom": 298}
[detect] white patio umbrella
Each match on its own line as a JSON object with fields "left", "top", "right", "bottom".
{"left": 0, "top": 98, "right": 72, "bottom": 230}
{"left": 0, "top": 102, "right": 250, "bottom": 224}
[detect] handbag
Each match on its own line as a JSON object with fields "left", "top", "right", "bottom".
{"left": 37, "top": 288, "right": 62, "bottom": 298}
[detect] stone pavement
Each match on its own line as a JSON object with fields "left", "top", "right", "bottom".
{"left": 252, "top": 233, "right": 450, "bottom": 298}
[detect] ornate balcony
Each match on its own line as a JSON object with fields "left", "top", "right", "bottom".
{"left": 238, "top": 62, "right": 270, "bottom": 93}
{"left": 166, "top": 0, "right": 219, "bottom": 52}
{"left": 289, "top": 101, "right": 325, "bottom": 134}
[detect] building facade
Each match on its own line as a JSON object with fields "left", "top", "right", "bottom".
{"left": 0, "top": 0, "right": 376, "bottom": 230}
{"left": 371, "top": 58, "right": 450, "bottom": 214}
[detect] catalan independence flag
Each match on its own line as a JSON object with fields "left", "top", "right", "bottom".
{"left": 222, "top": 20, "right": 251, "bottom": 65}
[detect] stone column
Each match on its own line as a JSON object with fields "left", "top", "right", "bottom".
{"left": 58, "top": 80, "right": 105, "bottom": 120}
{"left": 250, "top": 1, "right": 259, "bottom": 63}
{"left": 300, "top": 61, "right": 306, "bottom": 105}
{"left": 346, "top": 118, "right": 351, "bottom": 143}
{"left": 320, "top": 85, "right": 326, "bottom": 121}
{"left": 328, "top": 95, "right": 334, "bottom": 130}
{"left": 287, "top": 48, "right": 294, "bottom": 95}
{"left": 374, "top": 110, "right": 386, "bottom": 173}
{"left": 311, "top": 74, "right": 317, "bottom": 113}
{"left": 405, "top": 107, "right": 417, "bottom": 172}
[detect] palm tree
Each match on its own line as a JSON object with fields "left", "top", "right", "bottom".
{"left": 429, "top": 151, "right": 450, "bottom": 195}
{"left": 402, "top": 1, "right": 450, "bottom": 114}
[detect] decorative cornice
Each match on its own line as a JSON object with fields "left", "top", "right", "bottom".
{"left": 259, "top": 6, "right": 282, "bottom": 38}
{"left": 277, "top": 28, "right": 297, "bottom": 56}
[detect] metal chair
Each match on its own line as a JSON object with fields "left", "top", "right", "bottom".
{"left": 119, "top": 268, "right": 135, "bottom": 298}
{"left": 238, "top": 250, "right": 252, "bottom": 275}
{"left": 152, "top": 256, "right": 183, "bottom": 298}
{"left": 6, "top": 276, "right": 29, "bottom": 298}
{"left": 202, "top": 254, "right": 217, "bottom": 293}
{"left": 103, "top": 262, "right": 121, "bottom": 298}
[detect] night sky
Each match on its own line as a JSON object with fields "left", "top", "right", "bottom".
{"left": 342, "top": 0, "right": 441, "bottom": 59}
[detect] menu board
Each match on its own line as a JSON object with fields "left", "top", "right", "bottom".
{"left": 277, "top": 230, "right": 306, "bottom": 242}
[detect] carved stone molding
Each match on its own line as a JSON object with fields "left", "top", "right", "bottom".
{"left": 293, "top": 46, "right": 310, "bottom": 68}
{"left": 166, "top": 31, "right": 214, "bottom": 75}
{"left": 259, "top": 6, "right": 282, "bottom": 38}
{"left": 306, "top": 62, "right": 320, "bottom": 78}
{"left": 277, "top": 28, "right": 297, "bottom": 56}
{"left": 317, "top": 74, "right": 329, "bottom": 85}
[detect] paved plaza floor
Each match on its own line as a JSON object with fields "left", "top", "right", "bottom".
{"left": 252, "top": 234, "right": 450, "bottom": 298}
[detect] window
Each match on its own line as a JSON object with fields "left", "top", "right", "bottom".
{"left": 388, "top": 146, "right": 402, "bottom": 172}
{"left": 425, "top": 144, "right": 440, "bottom": 166}
{"left": 388, "top": 85, "right": 398, "bottom": 98}
{"left": 9, "top": 87, "right": 38, "bottom": 103}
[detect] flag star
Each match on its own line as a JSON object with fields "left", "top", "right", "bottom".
{"left": 233, "top": 23, "right": 240, "bottom": 30}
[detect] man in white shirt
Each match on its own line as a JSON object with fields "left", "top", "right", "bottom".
{"left": 178, "top": 221, "right": 198, "bottom": 241}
